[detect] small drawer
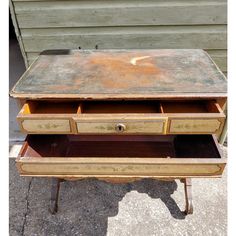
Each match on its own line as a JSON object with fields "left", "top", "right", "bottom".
{"left": 75, "top": 101, "right": 167, "bottom": 134}
{"left": 160, "top": 100, "right": 225, "bottom": 135}
{"left": 17, "top": 101, "right": 80, "bottom": 134}
{"left": 16, "top": 134, "right": 226, "bottom": 178}
{"left": 75, "top": 100, "right": 225, "bottom": 135}
{"left": 75, "top": 117, "right": 167, "bottom": 134}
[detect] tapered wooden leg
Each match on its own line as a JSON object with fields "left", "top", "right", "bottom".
{"left": 181, "top": 178, "right": 193, "bottom": 215}
{"left": 49, "top": 142, "right": 61, "bottom": 214}
{"left": 49, "top": 178, "right": 62, "bottom": 214}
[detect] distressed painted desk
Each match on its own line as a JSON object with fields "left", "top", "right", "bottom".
{"left": 10, "top": 49, "right": 227, "bottom": 215}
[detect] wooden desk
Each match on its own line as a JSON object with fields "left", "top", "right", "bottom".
{"left": 10, "top": 49, "right": 227, "bottom": 215}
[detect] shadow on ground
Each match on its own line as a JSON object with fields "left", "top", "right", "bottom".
{"left": 29, "top": 178, "right": 185, "bottom": 236}
{"left": 10, "top": 158, "right": 186, "bottom": 236}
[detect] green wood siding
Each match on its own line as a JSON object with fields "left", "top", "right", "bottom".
{"left": 13, "top": 1, "right": 226, "bottom": 27}
{"left": 10, "top": 0, "right": 227, "bottom": 75}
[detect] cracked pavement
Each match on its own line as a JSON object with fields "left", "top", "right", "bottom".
{"left": 9, "top": 146, "right": 227, "bottom": 236}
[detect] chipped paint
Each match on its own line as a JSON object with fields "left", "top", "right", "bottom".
{"left": 10, "top": 49, "right": 227, "bottom": 98}
{"left": 130, "top": 56, "right": 151, "bottom": 65}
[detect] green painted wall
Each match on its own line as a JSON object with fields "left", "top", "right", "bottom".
{"left": 10, "top": 0, "right": 227, "bottom": 74}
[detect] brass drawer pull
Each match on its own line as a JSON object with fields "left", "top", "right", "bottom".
{"left": 115, "top": 123, "right": 126, "bottom": 132}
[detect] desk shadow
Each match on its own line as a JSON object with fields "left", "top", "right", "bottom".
{"left": 23, "top": 178, "right": 186, "bottom": 236}
{"left": 131, "top": 179, "right": 186, "bottom": 220}
{"left": 53, "top": 178, "right": 185, "bottom": 235}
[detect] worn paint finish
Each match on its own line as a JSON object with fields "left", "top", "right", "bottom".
{"left": 76, "top": 119, "right": 166, "bottom": 134}
{"left": 10, "top": 49, "right": 227, "bottom": 99}
{"left": 26, "top": 49, "right": 227, "bottom": 75}
{"left": 21, "top": 119, "right": 71, "bottom": 132}
{"left": 18, "top": 162, "right": 225, "bottom": 177}
{"left": 169, "top": 119, "right": 222, "bottom": 134}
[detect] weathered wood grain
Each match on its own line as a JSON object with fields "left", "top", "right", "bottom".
{"left": 10, "top": 0, "right": 227, "bottom": 80}
{"left": 26, "top": 49, "right": 227, "bottom": 73}
{"left": 10, "top": 49, "right": 227, "bottom": 100}
{"left": 13, "top": 0, "right": 226, "bottom": 28}
{"left": 207, "top": 50, "right": 227, "bottom": 72}
{"left": 21, "top": 25, "right": 226, "bottom": 52}
{"left": 9, "top": 0, "right": 28, "bottom": 66}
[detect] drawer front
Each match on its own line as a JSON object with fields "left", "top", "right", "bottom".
{"left": 76, "top": 119, "right": 166, "bottom": 134}
{"left": 16, "top": 134, "right": 226, "bottom": 178}
{"left": 168, "top": 118, "right": 223, "bottom": 134}
{"left": 17, "top": 158, "right": 226, "bottom": 178}
{"left": 17, "top": 100, "right": 226, "bottom": 134}
{"left": 20, "top": 119, "right": 71, "bottom": 133}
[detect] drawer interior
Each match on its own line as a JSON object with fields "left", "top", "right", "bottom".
{"left": 20, "top": 100, "right": 222, "bottom": 115}
{"left": 160, "top": 100, "right": 222, "bottom": 113}
{"left": 21, "top": 101, "right": 80, "bottom": 114}
{"left": 20, "top": 135, "right": 221, "bottom": 159}
{"left": 80, "top": 100, "right": 221, "bottom": 114}
{"left": 81, "top": 101, "right": 161, "bottom": 113}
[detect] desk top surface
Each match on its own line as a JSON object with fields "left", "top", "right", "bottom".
{"left": 10, "top": 49, "right": 227, "bottom": 100}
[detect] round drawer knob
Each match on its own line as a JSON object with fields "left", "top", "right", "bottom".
{"left": 115, "top": 123, "right": 126, "bottom": 132}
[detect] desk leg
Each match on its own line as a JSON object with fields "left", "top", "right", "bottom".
{"left": 49, "top": 178, "right": 62, "bottom": 214}
{"left": 181, "top": 178, "right": 193, "bottom": 215}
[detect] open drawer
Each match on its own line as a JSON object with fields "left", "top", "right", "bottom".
{"left": 17, "top": 100, "right": 225, "bottom": 135}
{"left": 160, "top": 100, "right": 225, "bottom": 134}
{"left": 17, "top": 101, "right": 80, "bottom": 134}
{"left": 16, "top": 134, "right": 226, "bottom": 178}
{"left": 75, "top": 100, "right": 225, "bottom": 135}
